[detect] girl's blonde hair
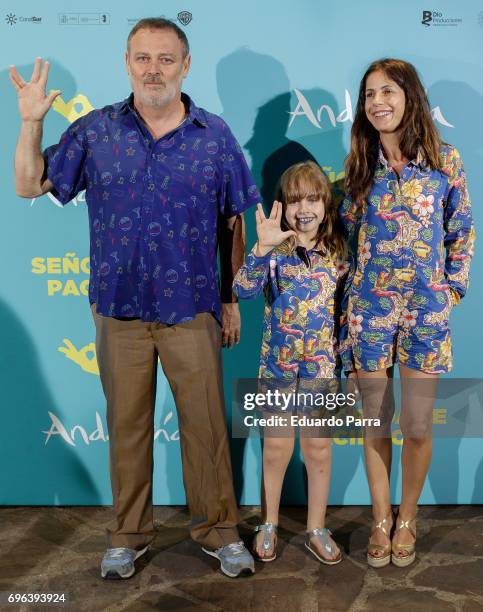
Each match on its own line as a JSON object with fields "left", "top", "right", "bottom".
{"left": 276, "top": 161, "right": 347, "bottom": 261}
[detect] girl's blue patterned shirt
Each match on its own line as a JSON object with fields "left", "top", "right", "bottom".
{"left": 233, "top": 240, "right": 350, "bottom": 379}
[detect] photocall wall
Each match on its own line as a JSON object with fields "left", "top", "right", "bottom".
{"left": 1, "top": 0, "right": 482, "bottom": 505}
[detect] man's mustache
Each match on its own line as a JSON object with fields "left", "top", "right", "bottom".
{"left": 143, "top": 78, "right": 165, "bottom": 85}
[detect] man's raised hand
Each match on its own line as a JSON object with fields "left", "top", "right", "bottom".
{"left": 9, "top": 57, "right": 61, "bottom": 122}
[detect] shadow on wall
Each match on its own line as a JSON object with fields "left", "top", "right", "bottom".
{"left": 2, "top": 59, "right": 99, "bottom": 505}
{"left": 427, "top": 80, "right": 483, "bottom": 504}
{"left": 2, "top": 52, "right": 106, "bottom": 550}
{"left": 0, "top": 297, "right": 100, "bottom": 575}
{"left": 216, "top": 48, "right": 361, "bottom": 505}
{"left": 427, "top": 79, "right": 482, "bottom": 374}
{"left": 247, "top": 92, "right": 317, "bottom": 208}
{"left": 427, "top": 80, "right": 483, "bottom": 190}
{"left": 216, "top": 48, "right": 293, "bottom": 503}
{"left": 246, "top": 87, "right": 347, "bottom": 211}
{"left": 472, "top": 455, "right": 483, "bottom": 503}
{"left": 216, "top": 47, "right": 291, "bottom": 162}
{"left": 0, "top": 298, "right": 99, "bottom": 504}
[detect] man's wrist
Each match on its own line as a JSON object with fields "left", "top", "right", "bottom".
{"left": 21, "top": 119, "right": 44, "bottom": 128}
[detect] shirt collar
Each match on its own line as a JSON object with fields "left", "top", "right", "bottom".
{"left": 118, "top": 92, "right": 208, "bottom": 128}
{"left": 377, "top": 145, "right": 427, "bottom": 171}
{"left": 278, "top": 236, "right": 327, "bottom": 257}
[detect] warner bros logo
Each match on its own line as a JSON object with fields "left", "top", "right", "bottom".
{"left": 177, "top": 11, "right": 192, "bottom": 26}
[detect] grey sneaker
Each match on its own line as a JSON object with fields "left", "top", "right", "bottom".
{"left": 101, "top": 545, "right": 148, "bottom": 579}
{"left": 202, "top": 541, "right": 255, "bottom": 578}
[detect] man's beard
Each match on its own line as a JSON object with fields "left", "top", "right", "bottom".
{"left": 132, "top": 78, "right": 178, "bottom": 109}
{"left": 142, "top": 88, "right": 175, "bottom": 108}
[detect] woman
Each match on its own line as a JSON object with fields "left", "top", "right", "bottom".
{"left": 339, "top": 59, "right": 474, "bottom": 567}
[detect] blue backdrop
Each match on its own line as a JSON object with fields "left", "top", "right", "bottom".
{"left": 1, "top": 0, "right": 482, "bottom": 505}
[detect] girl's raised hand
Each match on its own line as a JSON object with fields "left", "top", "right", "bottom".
{"left": 255, "top": 201, "right": 296, "bottom": 256}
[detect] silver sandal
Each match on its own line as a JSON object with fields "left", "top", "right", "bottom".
{"left": 253, "top": 522, "right": 277, "bottom": 562}
{"left": 305, "top": 527, "right": 342, "bottom": 565}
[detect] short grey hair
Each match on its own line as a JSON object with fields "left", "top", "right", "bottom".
{"left": 127, "top": 17, "right": 190, "bottom": 58}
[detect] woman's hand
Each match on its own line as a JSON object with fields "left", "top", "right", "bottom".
{"left": 255, "top": 201, "right": 296, "bottom": 256}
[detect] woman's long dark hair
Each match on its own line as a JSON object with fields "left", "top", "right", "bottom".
{"left": 345, "top": 58, "right": 442, "bottom": 206}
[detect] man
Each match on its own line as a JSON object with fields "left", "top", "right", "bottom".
{"left": 10, "top": 17, "right": 260, "bottom": 579}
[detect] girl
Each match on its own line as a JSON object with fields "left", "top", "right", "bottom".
{"left": 340, "top": 59, "right": 474, "bottom": 567}
{"left": 233, "top": 161, "right": 349, "bottom": 565}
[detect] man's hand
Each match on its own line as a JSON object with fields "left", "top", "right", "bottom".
{"left": 221, "top": 302, "right": 241, "bottom": 348}
{"left": 9, "top": 57, "right": 61, "bottom": 122}
{"left": 218, "top": 213, "right": 245, "bottom": 304}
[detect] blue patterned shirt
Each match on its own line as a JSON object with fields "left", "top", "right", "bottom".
{"left": 338, "top": 144, "right": 474, "bottom": 372}
{"left": 233, "top": 241, "right": 350, "bottom": 379}
{"left": 44, "top": 93, "right": 260, "bottom": 323}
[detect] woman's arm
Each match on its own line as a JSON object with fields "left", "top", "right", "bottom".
{"left": 337, "top": 253, "right": 356, "bottom": 374}
{"left": 442, "top": 147, "right": 475, "bottom": 304}
{"left": 337, "top": 195, "right": 361, "bottom": 373}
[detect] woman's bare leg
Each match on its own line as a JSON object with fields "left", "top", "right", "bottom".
{"left": 358, "top": 367, "right": 395, "bottom": 557}
{"left": 392, "top": 365, "right": 438, "bottom": 557}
